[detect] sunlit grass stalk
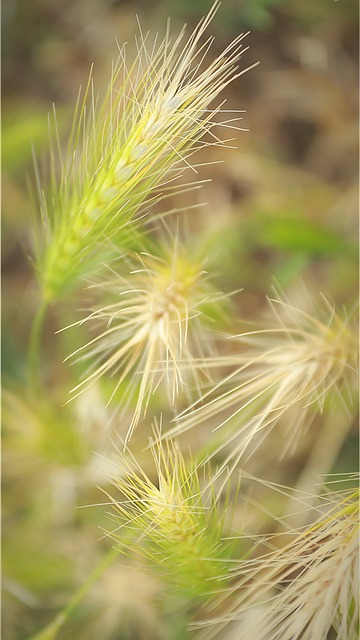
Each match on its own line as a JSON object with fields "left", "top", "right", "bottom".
{"left": 286, "top": 408, "right": 356, "bottom": 527}
{"left": 27, "top": 298, "right": 48, "bottom": 392}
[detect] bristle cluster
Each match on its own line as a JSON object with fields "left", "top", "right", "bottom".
{"left": 263, "top": 493, "right": 359, "bottom": 640}
{"left": 65, "top": 240, "right": 226, "bottom": 439}
{"left": 23, "top": 4, "right": 359, "bottom": 640}
{"left": 33, "top": 1, "right": 252, "bottom": 301}
{"left": 172, "top": 294, "right": 358, "bottom": 466}
{"left": 109, "top": 436, "right": 233, "bottom": 600}
{"left": 193, "top": 481, "right": 359, "bottom": 640}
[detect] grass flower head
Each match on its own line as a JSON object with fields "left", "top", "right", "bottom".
{"left": 172, "top": 292, "right": 358, "bottom": 467}
{"left": 194, "top": 478, "right": 359, "bottom": 640}
{"left": 65, "top": 237, "right": 228, "bottom": 440}
{"left": 263, "top": 488, "right": 359, "bottom": 640}
{"left": 107, "top": 432, "right": 235, "bottom": 602}
{"left": 32, "top": 1, "right": 253, "bottom": 302}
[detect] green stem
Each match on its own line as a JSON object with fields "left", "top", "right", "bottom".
{"left": 27, "top": 546, "right": 120, "bottom": 640}
{"left": 27, "top": 299, "right": 48, "bottom": 393}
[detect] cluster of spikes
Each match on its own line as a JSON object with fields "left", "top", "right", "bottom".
{"left": 32, "top": 0, "right": 254, "bottom": 302}
{"left": 192, "top": 476, "right": 359, "bottom": 640}
{"left": 60, "top": 238, "right": 228, "bottom": 441}
{"left": 28, "top": 2, "right": 358, "bottom": 639}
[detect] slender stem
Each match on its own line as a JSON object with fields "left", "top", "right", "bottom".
{"left": 27, "top": 545, "right": 120, "bottom": 640}
{"left": 286, "top": 409, "right": 354, "bottom": 528}
{"left": 27, "top": 298, "right": 48, "bottom": 393}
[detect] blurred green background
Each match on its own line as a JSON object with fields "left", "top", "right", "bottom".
{"left": 2, "top": 1, "right": 359, "bottom": 639}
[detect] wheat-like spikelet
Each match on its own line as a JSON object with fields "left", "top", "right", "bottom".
{"left": 32, "top": 1, "right": 253, "bottom": 302}
{"left": 107, "top": 432, "right": 236, "bottom": 602}
{"left": 63, "top": 236, "right": 228, "bottom": 440}
{"left": 262, "top": 496, "right": 359, "bottom": 640}
{"left": 193, "top": 478, "right": 359, "bottom": 640}
{"left": 170, "top": 292, "right": 358, "bottom": 469}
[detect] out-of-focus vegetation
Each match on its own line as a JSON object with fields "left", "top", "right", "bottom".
{"left": 2, "top": 1, "right": 358, "bottom": 639}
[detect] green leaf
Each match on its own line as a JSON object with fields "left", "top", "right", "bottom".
{"left": 255, "top": 213, "right": 357, "bottom": 258}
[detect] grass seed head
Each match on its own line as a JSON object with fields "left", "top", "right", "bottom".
{"left": 194, "top": 478, "right": 359, "bottom": 640}
{"left": 107, "top": 433, "right": 235, "bottom": 601}
{"left": 172, "top": 292, "right": 358, "bottom": 466}
{"left": 65, "top": 238, "right": 228, "bottom": 441}
{"left": 251, "top": 486, "right": 360, "bottom": 640}
{"left": 32, "top": 1, "right": 253, "bottom": 302}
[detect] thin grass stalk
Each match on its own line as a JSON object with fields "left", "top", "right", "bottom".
{"left": 27, "top": 546, "right": 119, "bottom": 640}
{"left": 27, "top": 299, "right": 49, "bottom": 391}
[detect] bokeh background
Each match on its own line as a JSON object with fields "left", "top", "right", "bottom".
{"left": 2, "top": 1, "right": 359, "bottom": 639}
